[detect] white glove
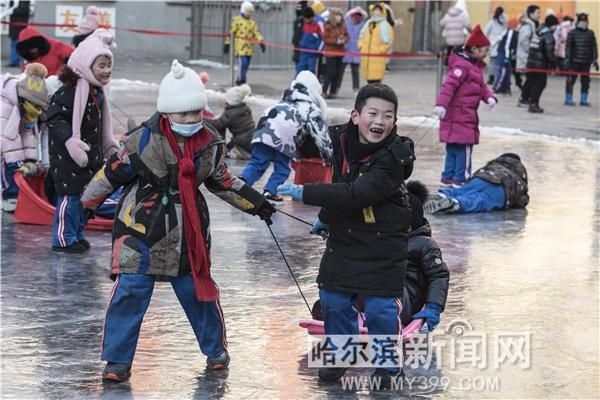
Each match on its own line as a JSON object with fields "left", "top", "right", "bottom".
{"left": 486, "top": 98, "right": 497, "bottom": 111}
{"left": 433, "top": 106, "right": 446, "bottom": 119}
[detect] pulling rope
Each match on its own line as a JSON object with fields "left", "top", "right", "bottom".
{"left": 265, "top": 222, "right": 312, "bottom": 315}
{"left": 275, "top": 208, "right": 312, "bottom": 227}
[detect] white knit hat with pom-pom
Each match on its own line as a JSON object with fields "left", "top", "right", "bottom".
{"left": 157, "top": 59, "right": 208, "bottom": 113}
{"left": 241, "top": 1, "right": 254, "bottom": 15}
{"left": 225, "top": 83, "right": 251, "bottom": 105}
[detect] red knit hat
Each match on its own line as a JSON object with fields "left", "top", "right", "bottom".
{"left": 465, "top": 25, "right": 491, "bottom": 47}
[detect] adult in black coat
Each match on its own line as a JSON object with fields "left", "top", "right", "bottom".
{"left": 292, "top": 1, "right": 308, "bottom": 66}
{"left": 8, "top": 0, "right": 30, "bottom": 67}
{"left": 523, "top": 15, "right": 559, "bottom": 113}
{"left": 565, "top": 13, "right": 599, "bottom": 106}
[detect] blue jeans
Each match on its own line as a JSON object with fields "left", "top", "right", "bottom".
{"left": 239, "top": 142, "right": 291, "bottom": 195}
{"left": 237, "top": 55, "right": 251, "bottom": 83}
{"left": 101, "top": 273, "right": 227, "bottom": 364}
{"left": 320, "top": 289, "right": 403, "bottom": 372}
{"left": 440, "top": 178, "right": 505, "bottom": 213}
{"left": 10, "top": 39, "right": 21, "bottom": 66}
{"left": 442, "top": 143, "right": 473, "bottom": 183}
{"left": 1, "top": 162, "right": 21, "bottom": 200}
{"left": 296, "top": 53, "right": 318, "bottom": 75}
{"left": 52, "top": 195, "right": 85, "bottom": 247}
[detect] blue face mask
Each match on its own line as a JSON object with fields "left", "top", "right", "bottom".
{"left": 170, "top": 120, "right": 204, "bottom": 137}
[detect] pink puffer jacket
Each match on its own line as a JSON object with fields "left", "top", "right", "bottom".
{"left": 1, "top": 75, "right": 38, "bottom": 164}
{"left": 435, "top": 51, "right": 495, "bottom": 145}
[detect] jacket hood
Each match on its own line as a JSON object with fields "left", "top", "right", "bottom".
{"left": 447, "top": 6, "right": 464, "bottom": 17}
{"left": 449, "top": 49, "right": 485, "bottom": 69}
{"left": 345, "top": 6, "right": 367, "bottom": 20}
{"left": 410, "top": 219, "right": 432, "bottom": 238}
{"left": 284, "top": 82, "right": 328, "bottom": 119}
{"left": 18, "top": 27, "right": 46, "bottom": 42}
{"left": 1, "top": 75, "right": 19, "bottom": 106}
{"left": 16, "top": 27, "right": 50, "bottom": 58}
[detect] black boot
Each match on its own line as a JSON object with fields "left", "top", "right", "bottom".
{"left": 528, "top": 103, "right": 544, "bottom": 113}
{"left": 371, "top": 368, "right": 405, "bottom": 389}
{"left": 318, "top": 367, "right": 347, "bottom": 381}
{"left": 52, "top": 241, "right": 88, "bottom": 253}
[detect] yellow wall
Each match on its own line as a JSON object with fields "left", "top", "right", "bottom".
{"left": 466, "top": 0, "right": 600, "bottom": 35}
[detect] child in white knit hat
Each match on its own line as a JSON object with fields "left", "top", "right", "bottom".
{"left": 80, "top": 59, "right": 275, "bottom": 382}
{"left": 206, "top": 83, "right": 254, "bottom": 160}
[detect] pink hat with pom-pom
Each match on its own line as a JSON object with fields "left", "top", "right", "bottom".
{"left": 67, "top": 28, "right": 115, "bottom": 86}
{"left": 77, "top": 6, "right": 100, "bottom": 35}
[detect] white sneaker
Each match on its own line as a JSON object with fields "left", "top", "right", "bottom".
{"left": 424, "top": 193, "right": 458, "bottom": 214}
{"left": 2, "top": 198, "right": 17, "bottom": 213}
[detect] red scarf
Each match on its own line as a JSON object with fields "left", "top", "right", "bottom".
{"left": 159, "top": 116, "right": 218, "bottom": 302}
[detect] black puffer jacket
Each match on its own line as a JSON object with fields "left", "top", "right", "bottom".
{"left": 473, "top": 153, "right": 529, "bottom": 209}
{"left": 303, "top": 123, "right": 415, "bottom": 297}
{"left": 403, "top": 221, "right": 449, "bottom": 321}
{"left": 566, "top": 26, "right": 598, "bottom": 65}
{"left": 46, "top": 85, "right": 105, "bottom": 195}
{"left": 527, "top": 25, "right": 557, "bottom": 69}
{"left": 205, "top": 103, "right": 255, "bottom": 153}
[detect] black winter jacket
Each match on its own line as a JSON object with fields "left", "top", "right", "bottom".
{"left": 303, "top": 123, "right": 415, "bottom": 297}
{"left": 472, "top": 154, "right": 529, "bottom": 209}
{"left": 46, "top": 85, "right": 105, "bottom": 195}
{"left": 527, "top": 25, "right": 557, "bottom": 69}
{"left": 566, "top": 27, "right": 598, "bottom": 65}
{"left": 404, "top": 221, "right": 449, "bottom": 315}
{"left": 206, "top": 103, "right": 255, "bottom": 153}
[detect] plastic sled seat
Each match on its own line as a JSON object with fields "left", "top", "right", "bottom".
{"left": 291, "top": 158, "right": 332, "bottom": 185}
{"left": 13, "top": 171, "right": 113, "bottom": 232}
{"left": 299, "top": 313, "right": 425, "bottom": 343}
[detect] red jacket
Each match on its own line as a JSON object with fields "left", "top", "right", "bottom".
{"left": 435, "top": 51, "right": 495, "bottom": 145}
{"left": 323, "top": 22, "right": 348, "bottom": 53}
{"left": 17, "top": 27, "right": 74, "bottom": 76}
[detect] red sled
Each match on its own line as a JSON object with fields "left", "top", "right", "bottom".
{"left": 291, "top": 158, "right": 332, "bottom": 185}
{"left": 13, "top": 171, "right": 113, "bottom": 231}
{"left": 299, "top": 315, "right": 425, "bottom": 343}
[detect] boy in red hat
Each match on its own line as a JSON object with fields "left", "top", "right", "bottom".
{"left": 432, "top": 25, "right": 497, "bottom": 188}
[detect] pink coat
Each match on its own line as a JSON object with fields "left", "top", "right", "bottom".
{"left": 435, "top": 51, "right": 495, "bottom": 145}
{"left": 1, "top": 76, "right": 38, "bottom": 164}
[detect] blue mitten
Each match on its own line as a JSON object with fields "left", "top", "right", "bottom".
{"left": 310, "top": 217, "right": 329, "bottom": 235}
{"left": 277, "top": 183, "right": 304, "bottom": 201}
{"left": 412, "top": 303, "right": 443, "bottom": 332}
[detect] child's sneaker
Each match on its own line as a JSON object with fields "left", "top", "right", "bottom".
{"left": 371, "top": 368, "right": 404, "bottom": 389}
{"left": 424, "top": 193, "right": 458, "bottom": 214}
{"left": 2, "top": 198, "right": 17, "bottom": 213}
{"left": 78, "top": 239, "right": 91, "bottom": 250}
{"left": 102, "top": 362, "right": 131, "bottom": 382}
{"left": 263, "top": 191, "right": 283, "bottom": 203}
{"left": 206, "top": 351, "right": 230, "bottom": 370}
{"left": 517, "top": 97, "right": 529, "bottom": 108}
{"left": 451, "top": 180, "right": 465, "bottom": 188}
{"left": 318, "top": 367, "right": 347, "bottom": 381}
{"left": 52, "top": 241, "right": 88, "bottom": 254}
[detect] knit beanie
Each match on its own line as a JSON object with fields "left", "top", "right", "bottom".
{"left": 67, "top": 28, "right": 115, "bottom": 87}
{"left": 199, "top": 71, "right": 210, "bottom": 86}
{"left": 292, "top": 70, "right": 327, "bottom": 118}
{"left": 77, "top": 6, "right": 100, "bottom": 35}
{"left": 241, "top": 1, "right": 254, "bottom": 16}
{"left": 225, "top": 83, "right": 251, "bottom": 105}
{"left": 576, "top": 13, "right": 588, "bottom": 23}
{"left": 465, "top": 24, "right": 491, "bottom": 47}
{"left": 157, "top": 59, "right": 207, "bottom": 113}
{"left": 311, "top": 1, "right": 326, "bottom": 15}
{"left": 16, "top": 63, "right": 49, "bottom": 109}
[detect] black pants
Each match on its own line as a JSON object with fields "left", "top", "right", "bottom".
{"left": 514, "top": 71, "right": 524, "bottom": 89}
{"left": 339, "top": 63, "right": 360, "bottom": 90}
{"left": 566, "top": 62, "right": 591, "bottom": 94}
{"left": 526, "top": 72, "right": 547, "bottom": 104}
{"left": 322, "top": 56, "right": 344, "bottom": 95}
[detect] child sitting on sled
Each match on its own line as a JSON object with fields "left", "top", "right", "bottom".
{"left": 278, "top": 83, "right": 415, "bottom": 386}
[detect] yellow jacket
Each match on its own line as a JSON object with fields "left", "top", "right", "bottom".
{"left": 358, "top": 5, "right": 394, "bottom": 81}
{"left": 225, "top": 15, "right": 263, "bottom": 56}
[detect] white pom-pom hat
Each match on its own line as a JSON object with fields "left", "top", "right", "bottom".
{"left": 157, "top": 59, "right": 208, "bottom": 113}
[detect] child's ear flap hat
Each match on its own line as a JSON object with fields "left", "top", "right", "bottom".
{"left": 225, "top": 84, "right": 251, "bottom": 106}
{"left": 157, "top": 59, "right": 207, "bottom": 113}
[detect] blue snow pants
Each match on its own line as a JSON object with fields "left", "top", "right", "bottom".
{"left": 439, "top": 177, "right": 506, "bottom": 213}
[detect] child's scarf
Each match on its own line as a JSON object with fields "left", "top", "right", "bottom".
{"left": 159, "top": 116, "right": 219, "bottom": 302}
